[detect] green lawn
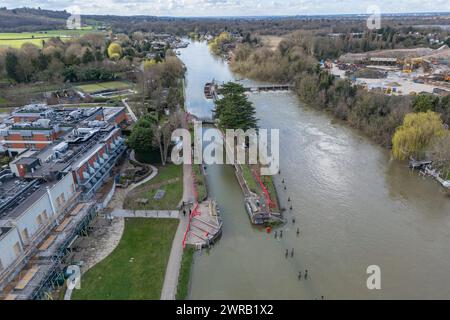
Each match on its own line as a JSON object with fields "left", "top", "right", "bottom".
{"left": 0, "top": 29, "right": 103, "bottom": 48}
{"left": 123, "top": 164, "right": 183, "bottom": 210}
{"left": 242, "top": 164, "right": 279, "bottom": 210}
{"left": 75, "top": 81, "right": 131, "bottom": 94}
{"left": 72, "top": 218, "right": 179, "bottom": 300}
{"left": 242, "top": 164, "right": 258, "bottom": 193}
{"left": 176, "top": 246, "right": 195, "bottom": 300}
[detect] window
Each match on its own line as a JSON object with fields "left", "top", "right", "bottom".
{"left": 21, "top": 228, "right": 29, "bottom": 244}
{"left": 0, "top": 258, "right": 3, "bottom": 272}
{"left": 57, "top": 193, "right": 66, "bottom": 209}
{"left": 42, "top": 210, "right": 48, "bottom": 221}
{"left": 13, "top": 242, "right": 22, "bottom": 258}
{"left": 56, "top": 196, "right": 62, "bottom": 209}
{"left": 36, "top": 214, "right": 43, "bottom": 227}
{"left": 71, "top": 184, "right": 76, "bottom": 194}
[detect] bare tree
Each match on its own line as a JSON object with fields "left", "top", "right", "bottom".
{"left": 152, "top": 111, "right": 183, "bottom": 165}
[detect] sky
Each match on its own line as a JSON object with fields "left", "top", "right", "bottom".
{"left": 3, "top": 0, "right": 450, "bottom": 17}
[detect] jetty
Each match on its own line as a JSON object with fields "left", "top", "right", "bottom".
{"left": 409, "top": 159, "right": 432, "bottom": 169}
{"left": 185, "top": 200, "right": 222, "bottom": 249}
{"left": 409, "top": 159, "right": 450, "bottom": 192}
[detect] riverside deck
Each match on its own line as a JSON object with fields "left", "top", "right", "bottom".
{"left": 185, "top": 200, "right": 222, "bottom": 249}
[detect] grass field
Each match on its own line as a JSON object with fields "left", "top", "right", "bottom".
{"left": 0, "top": 38, "right": 46, "bottom": 48}
{"left": 0, "top": 28, "right": 102, "bottom": 48}
{"left": 72, "top": 218, "right": 179, "bottom": 300}
{"left": 123, "top": 164, "right": 183, "bottom": 210}
{"left": 75, "top": 81, "right": 131, "bottom": 94}
{"left": 260, "top": 35, "right": 284, "bottom": 51}
{"left": 0, "top": 83, "right": 68, "bottom": 107}
{"left": 176, "top": 246, "right": 195, "bottom": 300}
{"left": 242, "top": 164, "right": 258, "bottom": 193}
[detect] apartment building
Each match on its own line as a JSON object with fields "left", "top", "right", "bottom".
{"left": 0, "top": 103, "right": 128, "bottom": 299}
{"left": 0, "top": 172, "right": 77, "bottom": 291}
{"left": 0, "top": 104, "right": 127, "bottom": 155}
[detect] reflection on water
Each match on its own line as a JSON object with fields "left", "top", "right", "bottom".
{"left": 179, "top": 41, "right": 450, "bottom": 299}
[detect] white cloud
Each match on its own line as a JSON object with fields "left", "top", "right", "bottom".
{"left": 2, "top": 0, "right": 449, "bottom": 16}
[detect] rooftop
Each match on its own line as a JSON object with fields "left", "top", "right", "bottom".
{"left": 0, "top": 174, "right": 45, "bottom": 219}
{"left": 0, "top": 104, "right": 125, "bottom": 220}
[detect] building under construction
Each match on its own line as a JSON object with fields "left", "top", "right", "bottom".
{"left": 0, "top": 103, "right": 128, "bottom": 300}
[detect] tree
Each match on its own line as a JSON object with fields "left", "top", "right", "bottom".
{"left": 126, "top": 115, "right": 158, "bottom": 154}
{"left": 214, "top": 82, "right": 258, "bottom": 131}
{"left": 429, "top": 133, "right": 450, "bottom": 179}
{"left": 82, "top": 48, "right": 94, "bottom": 64}
{"left": 152, "top": 112, "right": 182, "bottom": 165}
{"left": 127, "top": 126, "right": 155, "bottom": 154}
{"left": 392, "top": 111, "right": 445, "bottom": 160}
{"left": 107, "top": 42, "right": 122, "bottom": 60}
{"left": 412, "top": 94, "right": 439, "bottom": 113}
{"left": 209, "top": 31, "right": 232, "bottom": 55}
{"left": 5, "top": 51, "right": 19, "bottom": 82}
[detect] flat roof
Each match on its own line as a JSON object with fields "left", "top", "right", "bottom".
{"left": 14, "top": 157, "right": 39, "bottom": 166}
{"left": 0, "top": 181, "right": 48, "bottom": 220}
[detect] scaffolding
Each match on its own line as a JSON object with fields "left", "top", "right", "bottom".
{"left": 2, "top": 203, "right": 98, "bottom": 300}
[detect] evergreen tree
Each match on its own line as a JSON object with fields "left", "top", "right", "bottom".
{"left": 82, "top": 48, "right": 95, "bottom": 64}
{"left": 214, "top": 82, "right": 258, "bottom": 131}
{"left": 5, "top": 52, "right": 20, "bottom": 82}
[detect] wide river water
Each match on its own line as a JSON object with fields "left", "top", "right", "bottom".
{"left": 178, "top": 40, "right": 450, "bottom": 299}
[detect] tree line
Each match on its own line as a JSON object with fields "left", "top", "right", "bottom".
{"left": 229, "top": 31, "right": 450, "bottom": 176}
{"left": 0, "top": 34, "right": 131, "bottom": 84}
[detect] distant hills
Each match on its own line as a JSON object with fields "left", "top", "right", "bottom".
{"left": 0, "top": 7, "right": 70, "bottom": 32}
{"left": 0, "top": 7, "right": 449, "bottom": 33}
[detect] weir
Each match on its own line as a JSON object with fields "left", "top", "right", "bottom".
{"left": 204, "top": 81, "right": 293, "bottom": 100}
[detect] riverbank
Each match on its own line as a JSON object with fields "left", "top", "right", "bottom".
{"left": 180, "top": 40, "right": 450, "bottom": 299}
{"left": 176, "top": 245, "right": 195, "bottom": 300}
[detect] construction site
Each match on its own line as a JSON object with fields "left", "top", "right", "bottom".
{"left": 325, "top": 45, "right": 450, "bottom": 96}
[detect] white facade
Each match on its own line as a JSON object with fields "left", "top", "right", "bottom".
{"left": 0, "top": 227, "right": 23, "bottom": 274}
{"left": 0, "top": 173, "right": 76, "bottom": 280}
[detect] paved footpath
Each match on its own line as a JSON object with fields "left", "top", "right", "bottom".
{"left": 160, "top": 163, "right": 194, "bottom": 300}
{"left": 110, "top": 209, "right": 179, "bottom": 218}
{"left": 122, "top": 98, "right": 138, "bottom": 122}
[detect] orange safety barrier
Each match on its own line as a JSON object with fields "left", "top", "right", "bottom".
{"left": 253, "top": 169, "right": 275, "bottom": 208}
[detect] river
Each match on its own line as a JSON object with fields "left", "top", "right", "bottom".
{"left": 178, "top": 40, "right": 450, "bottom": 299}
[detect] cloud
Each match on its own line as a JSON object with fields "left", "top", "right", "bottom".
{"left": 2, "top": 0, "right": 449, "bottom": 16}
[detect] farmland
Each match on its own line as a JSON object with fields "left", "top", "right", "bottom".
{"left": 0, "top": 28, "right": 103, "bottom": 48}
